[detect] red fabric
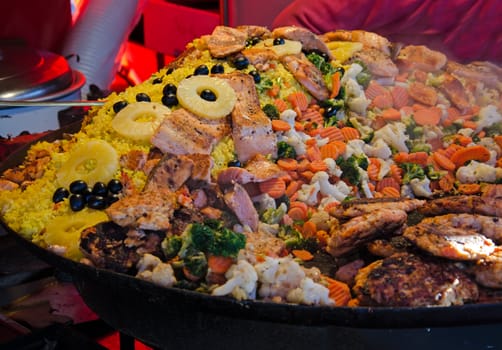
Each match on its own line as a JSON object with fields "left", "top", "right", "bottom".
{"left": 272, "top": 0, "right": 501, "bottom": 63}
{"left": 0, "top": 0, "right": 72, "bottom": 53}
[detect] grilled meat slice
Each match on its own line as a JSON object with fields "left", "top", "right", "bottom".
{"left": 396, "top": 45, "right": 447, "bottom": 72}
{"left": 144, "top": 153, "right": 194, "bottom": 192}
{"left": 366, "top": 235, "right": 415, "bottom": 258}
{"left": 241, "top": 48, "right": 279, "bottom": 72}
{"left": 207, "top": 26, "right": 248, "bottom": 58}
{"left": 418, "top": 195, "right": 502, "bottom": 217}
{"left": 217, "top": 154, "right": 285, "bottom": 186}
{"left": 327, "top": 208, "right": 407, "bottom": 257}
{"left": 438, "top": 73, "right": 471, "bottom": 112}
{"left": 280, "top": 53, "right": 329, "bottom": 101}
{"left": 403, "top": 223, "right": 496, "bottom": 261}
{"left": 272, "top": 26, "right": 333, "bottom": 60}
{"left": 80, "top": 222, "right": 164, "bottom": 274}
{"left": 471, "top": 250, "right": 502, "bottom": 289}
{"left": 328, "top": 198, "right": 425, "bottom": 220}
{"left": 353, "top": 253, "right": 479, "bottom": 307}
{"left": 105, "top": 188, "right": 178, "bottom": 230}
{"left": 151, "top": 108, "right": 230, "bottom": 155}
{"left": 446, "top": 60, "right": 502, "bottom": 90}
{"left": 223, "top": 183, "right": 259, "bottom": 231}
{"left": 322, "top": 30, "right": 393, "bottom": 56}
{"left": 353, "top": 48, "right": 398, "bottom": 78}
{"left": 219, "top": 72, "right": 277, "bottom": 163}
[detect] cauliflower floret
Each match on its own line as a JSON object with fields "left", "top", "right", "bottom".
{"left": 341, "top": 63, "right": 363, "bottom": 83}
{"left": 309, "top": 210, "right": 336, "bottom": 232}
{"left": 456, "top": 161, "right": 502, "bottom": 183}
{"left": 475, "top": 105, "right": 502, "bottom": 132}
{"left": 373, "top": 122, "right": 409, "bottom": 153}
{"left": 364, "top": 138, "right": 392, "bottom": 160}
{"left": 277, "top": 109, "right": 312, "bottom": 156}
{"left": 358, "top": 167, "right": 373, "bottom": 198}
{"left": 136, "top": 253, "right": 177, "bottom": 288}
{"left": 286, "top": 277, "right": 334, "bottom": 306}
{"left": 324, "top": 158, "right": 343, "bottom": 177}
{"left": 311, "top": 171, "right": 351, "bottom": 202}
{"left": 478, "top": 137, "right": 501, "bottom": 166}
{"left": 255, "top": 256, "right": 305, "bottom": 300}
{"left": 296, "top": 181, "right": 321, "bottom": 206}
{"left": 344, "top": 139, "right": 366, "bottom": 158}
{"left": 212, "top": 259, "right": 258, "bottom": 300}
{"left": 409, "top": 177, "right": 433, "bottom": 198}
{"left": 378, "top": 159, "right": 393, "bottom": 180}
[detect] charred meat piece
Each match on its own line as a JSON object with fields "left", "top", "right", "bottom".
{"left": 273, "top": 26, "right": 333, "bottom": 60}
{"left": 144, "top": 153, "right": 194, "bottom": 192}
{"left": 151, "top": 108, "right": 230, "bottom": 155}
{"left": 418, "top": 195, "right": 502, "bottom": 217}
{"left": 353, "top": 253, "right": 479, "bottom": 307}
{"left": 366, "top": 235, "right": 415, "bottom": 258}
{"left": 280, "top": 53, "right": 330, "bottom": 101}
{"left": 207, "top": 26, "right": 248, "bottom": 58}
{"left": 471, "top": 250, "right": 502, "bottom": 289}
{"left": 327, "top": 208, "right": 407, "bottom": 257}
{"left": 169, "top": 206, "right": 205, "bottom": 236}
{"left": 403, "top": 223, "right": 496, "bottom": 261}
{"left": 80, "top": 222, "right": 164, "bottom": 274}
{"left": 328, "top": 198, "right": 425, "bottom": 220}
{"left": 219, "top": 72, "right": 277, "bottom": 163}
{"left": 105, "top": 188, "right": 178, "bottom": 230}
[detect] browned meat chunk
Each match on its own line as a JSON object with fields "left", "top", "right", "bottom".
{"left": 323, "top": 30, "right": 392, "bottom": 56}
{"left": 241, "top": 48, "right": 279, "bottom": 72}
{"left": 438, "top": 73, "right": 472, "bottom": 112}
{"left": 327, "top": 208, "right": 407, "bottom": 257}
{"left": 273, "top": 26, "right": 333, "bottom": 60}
{"left": 207, "top": 26, "right": 247, "bottom": 58}
{"left": 366, "top": 235, "right": 414, "bottom": 258}
{"left": 328, "top": 198, "right": 425, "bottom": 220}
{"left": 217, "top": 154, "right": 285, "bottom": 186}
{"left": 144, "top": 153, "right": 194, "bottom": 192}
{"left": 280, "top": 54, "right": 329, "bottom": 101}
{"left": 223, "top": 183, "right": 259, "bottom": 231}
{"left": 446, "top": 61, "right": 502, "bottom": 90}
{"left": 151, "top": 108, "right": 230, "bottom": 155}
{"left": 418, "top": 195, "right": 502, "bottom": 217}
{"left": 397, "top": 45, "right": 447, "bottom": 72}
{"left": 105, "top": 188, "right": 178, "bottom": 230}
{"left": 353, "top": 253, "right": 479, "bottom": 307}
{"left": 236, "top": 25, "right": 271, "bottom": 39}
{"left": 353, "top": 48, "right": 398, "bottom": 78}
{"left": 219, "top": 72, "right": 277, "bottom": 163}
{"left": 471, "top": 250, "right": 502, "bottom": 289}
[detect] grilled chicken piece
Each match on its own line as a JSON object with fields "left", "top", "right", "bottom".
{"left": 105, "top": 188, "right": 178, "bottom": 230}
{"left": 353, "top": 48, "right": 399, "bottom": 78}
{"left": 397, "top": 45, "right": 447, "bottom": 72}
{"left": 236, "top": 25, "right": 271, "bottom": 39}
{"left": 219, "top": 72, "right": 277, "bottom": 163}
{"left": 223, "top": 183, "right": 259, "bottom": 231}
{"left": 438, "top": 73, "right": 472, "bottom": 112}
{"left": 446, "top": 61, "right": 502, "bottom": 90}
{"left": 366, "top": 235, "right": 415, "bottom": 258}
{"left": 420, "top": 214, "right": 502, "bottom": 244}
{"left": 328, "top": 198, "right": 425, "bottom": 220}
{"left": 151, "top": 108, "right": 230, "bottom": 155}
{"left": 418, "top": 195, "right": 502, "bottom": 217}
{"left": 207, "top": 26, "right": 248, "bottom": 58}
{"left": 272, "top": 26, "right": 333, "bottom": 60}
{"left": 185, "top": 154, "right": 213, "bottom": 184}
{"left": 327, "top": 208, "right": 407, "bottom": 257}
{"left": 280, "top": 54, "right": 330, "bottom": 101}
{"left": 80, "top": 222, "right": 164, "bottom": 274}
{"left": 217, "top": 154, "right": 285, "bottom": 186}
{"left": 144, "top": 153, "right": 194, "bottom": 192}
{"left": 471, "top": 250, "right": 502, "bottom": 289}
{"left": 323, "top": 30, "right": 392, "bottom": 56}
{"left": 241, "top": 48, "right": 279, "bottom": 72}
{"left": 353, "top": 252, "right": 479, "bottom": 307}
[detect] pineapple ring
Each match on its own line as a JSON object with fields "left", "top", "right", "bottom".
{"left": 56, "top": 139, "right": 119, "bottom": 188}
{"left": 176, "top": 76, "right": 237, "bottom": 119}
{"left": 254, "top": 38, "right": 302, "bottom": 57}
{"left": 111, "top": 102, "right": 170, "bottom": 141}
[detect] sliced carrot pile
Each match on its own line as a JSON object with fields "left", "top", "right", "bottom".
{"left": 325, "top": 277, "right": 352, "bottom": 306}
{"left": 277, "top": 158, "right": 299, "bottom": 171}
{"left": 273, "top": 98, "right": 289, "bottom": 113}
{"left": 432, "top": 151, "right": 456, "bottom": 171}
{"left": 287, "top": 91, "right": 309, "bottom": 111}
{"left": 258, "top": 177, "right": 286, "bottom": 199}
{"left": 340, "top": 127, "right": 360, "bottom": 141}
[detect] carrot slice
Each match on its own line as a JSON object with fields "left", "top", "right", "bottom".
{"left": 406, "top": 151, "right": 429, "bottom": 166}
{"left": 340, "top": 127, "right": 360, "bottom": 141}
{"left": 376, "top": 177, "right": 401, "bottom": 192}
{"left": 433, "top": 152, "right": 456, "bottom": 171}
{"left": 271, "top": 119, "right": 292, "bottom": 132}
{"left": 277, "top": 158, "right": 299, "bottom": 171}
{"left": 301, "top": 220, "right": 318, "bottom": 238}
{"left": 380, "top": 186, "right": 401, "bottom": 198}
{"left": 258, "top": 177, "right": 286, "bottom": 198}
{"left": 413, "top": 106, "right": 442, "bottom": 126}
{"left": 371, "top": 93, "right": 394, "bottom": 109}
{"left": 309, "top": 159, "right": 328, "bottom": 173}
{"left": 494, "top": 135, "right": 502, "bottom": 149}
{"left": 285, "top": 180, "right": 301, "bottom": 197}
{"left": 450, "top": 145, "right": 491, "bottom": 168}
{"left": 438, "top": 173, "right": 455, "bottom": 192}
{"left": 325, "top": 277, "right": 351, "bottom": 306}
{"left": 381, "top": 108, "right": 402, "bottom": 121}
{"left": 273, "top": 98, "right": 289, "bottom": 113}
{"left": 287, "top": 91, "right": 309, "bottom": 111}
{"left": 391, "top": 85, "right": 409, "bottom": 109}
{"left": 457, "top": 183, "right": 481, "bottom": 195}
{"left": 389, "top": 164, "right": 403, "bottom": 184}
{"left": 329, "top": 71, "right": 342, "bottom": 99}
{"left": 319, "top": 126, "right": 344, "bottom": 142}
{"left": 207, "top": 255, "right": 234, "bottom": 274}
{"left": 288, "top": 206, "right": 308, "bottom": 221}
{"left": 292, "top": 249, "right": 314, "bottom": 261}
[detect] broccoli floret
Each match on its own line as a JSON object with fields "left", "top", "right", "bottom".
{"left": 262, "top": 103, "right": 280, "bottom": 120}
{"left": 256, "top": 77, "right": 274, "bottom": 94}
{"left": 399, "top": 162, "right": 426, "bottom": 184}
{"left": 161, "top": 235, "right": 183, "bottom": 260}
{"left": 353, "top": 60, "right": 371, "bottom": 88}
{"left": 347, "top": 117, "right": 374, "bottom": 143}
{"left": 403, "top": 116, "right": 424, "bottom": 139}
{"left": 182, "top": 248, "right": 208, "bottom": 279}
{"left": 306, "top": 52, "right": 337, "bottom": 75}
{"left": 277, "top": 225, "right": 320, "bottom": 253}
{"left": 336, "top": 154, "right": 368, "bottom": 186}
{"left": 319, "top": 98, "right": 345, "bottom": 126}
{"left": 277, "top": 141, "right": 297, "bottom": 159}
{"left": 425, "top": 165, "right": 445, "bottom": 181}
{"left": 261, "top": 203, "right": 287, "bottom": 225}
{"left": 190, "top": 221, "right": 246, "bottom": 258}
{"left": 484, "top": 122, "right": 502, "bottom": 137}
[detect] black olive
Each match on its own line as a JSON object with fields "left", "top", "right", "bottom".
{"left": 107, "top": 179, "right": 123, "bottom": 194}
{"left": 92, "top": 182, "right": 108, "bottom": 197}
{"left": 233, "top": 56, "right": 249, "bottom": 70}
{"left": 227, "top": 160, "right": 241, "bottom": 167}
{"left": 162, "top": 93, "right": 178, "bottom": 107}
{"left": 112, "top": 101, "right": 128, "bottom": 114}
{"left": 106, "top": 194, "right": 120, "bottom": 206}
{"left": 69, "top": 180, "right": 88, "bottom": 194}
{"left": 52, "top": 187, "right": 69, "bottom": 203}
{"left": 165, "top": 67, "right": 174, "bottom": 75}
{"left": 246, "top": 36, "right": 261, "bottom": 46}
{"left": 210, "top": 64, "right": 224, "bottom": 74}
{"left": 323, "top": 105, "right": 340, "bottom": 119}
{"left": 249, "top": 70, "right": 261, "bottom": 83}
{"left": 82, "top": 187, "right": 93, "bottom": 202}
{"left": 194, "top": 64, "right": 209, "bottom": 76}
{"left": 200, "top": 89, "right": 217, "bottom": 102}
{"left": 87, "top": 195, "right": 107, "bottom": 210}
{"left": 162, "top": 83, "right": 177, "bottom": 95}
{"left": 69, "top": 194, "right": 85, "bottom": 211}
{"left": 136, "top": 93, "right": 151, "bottom": 102}
{"left": 152, "top": 77, "right": 163, "bottom": 84}
{"left": 273, "top": 37, "right": 285, "bottom": 45}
